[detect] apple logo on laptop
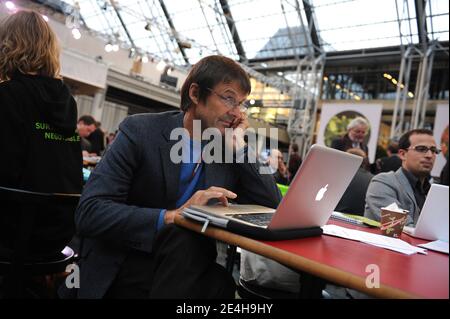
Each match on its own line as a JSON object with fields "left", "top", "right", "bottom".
{"left": 315, "top": 184, "right": 328, "bottom": 201}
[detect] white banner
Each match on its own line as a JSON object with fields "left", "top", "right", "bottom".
{"left": 317, "top": 103, "right": 383, "bottom": 163}
{"left": 431, "top": 104, "right": 449, "bottom": 177}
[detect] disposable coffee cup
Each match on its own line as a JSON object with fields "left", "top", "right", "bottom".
{"left": 380, "top": 208, "right": 408, "bottom": 238}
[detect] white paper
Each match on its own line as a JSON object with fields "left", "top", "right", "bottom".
{"left": 182, "top": 208, "right": 229, "bottom": 228}
{"left": 331, "top": 212, "right": 365, "bottom": 226}
{"left": 418, "top": 240, "right": 449, "bottom": 254}
{"left": 322, "top": 224, "right": 427, "bottom": 255}
{"left": 382, "top": 202, "right": 407, "bottom": 213}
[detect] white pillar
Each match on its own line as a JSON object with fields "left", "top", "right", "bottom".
{"left": 91, "top": 89, "right": 106, "bottom": 122}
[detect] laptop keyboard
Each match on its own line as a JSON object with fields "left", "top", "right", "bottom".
{"left": 233, "top": 213, "right": 273, "bottom": 227}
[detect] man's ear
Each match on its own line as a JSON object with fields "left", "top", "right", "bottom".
{"left": 188, "top": 83, "right": 200, "bottom": 105}
{"left": 398, "top": 149, "right": 407, "bottom": 161}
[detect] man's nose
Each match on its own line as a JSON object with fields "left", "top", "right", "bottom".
{"left": 423, "top": 149, "right": 435, "bottom": 158}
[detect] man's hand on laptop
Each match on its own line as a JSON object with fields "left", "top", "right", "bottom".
{"left": 164, "top": 187, "right": 237, "bottom": 224}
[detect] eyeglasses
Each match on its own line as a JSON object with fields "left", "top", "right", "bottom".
{"left": 207, "top": 88, "right": 248, "bottom": 111}
{"left": 408, "top": 145, "right": 441, "bottom": 155}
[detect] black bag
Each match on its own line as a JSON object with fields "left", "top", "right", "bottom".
{"left": 226, "top": 220, "right": 322, "bottom": 241}
{"left": 182, "top": 209, "right": 323, "bottom": 241}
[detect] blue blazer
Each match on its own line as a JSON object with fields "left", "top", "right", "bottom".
{"left": 60, "top": 111, "right": 281, "bottom": 298}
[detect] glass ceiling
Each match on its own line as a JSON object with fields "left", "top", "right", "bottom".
{"left": 60, "top": 0, "right": 449, "bottom": 66}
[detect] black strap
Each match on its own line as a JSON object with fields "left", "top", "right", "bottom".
{"left": 226, "top": 220, "right": 323, "bottom": 241}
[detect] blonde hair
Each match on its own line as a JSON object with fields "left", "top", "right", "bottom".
{"left": 0, "top": 10, "right": 61, "bottom": 81}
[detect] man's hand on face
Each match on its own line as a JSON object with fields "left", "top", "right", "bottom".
{"left": 164, "top": 186, "right": 237, "bottom": 224}
{"left": 231, "top": 111, "right": 249, "bottom": 130}
{"left": 225, "top": 111, "right": 248, "bottom": 152}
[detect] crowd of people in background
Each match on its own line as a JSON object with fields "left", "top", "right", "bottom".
{"left": 271, "top": 117, "right": 448, "bottom": 190}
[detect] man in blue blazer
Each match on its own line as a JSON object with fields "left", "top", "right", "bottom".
{"left": 60, "top": 55, "right": 281, "bottom": 299}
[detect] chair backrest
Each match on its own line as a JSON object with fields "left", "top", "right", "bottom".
{"left": 0, "top": 186, "right": 80, "bottom": 297}
{"left": 0, "top": 185, "right": 80, "bottom": 258}
{"left": 0, "top": 186, "right": 81, "bottom": 204}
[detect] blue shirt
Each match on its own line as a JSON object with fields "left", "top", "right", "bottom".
{"left": 157, "top": 137, "right": 205, "bottom": 230}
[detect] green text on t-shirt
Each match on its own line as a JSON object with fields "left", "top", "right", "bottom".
{"left": 35, "top": 122, "right": 80, "bottom": 142}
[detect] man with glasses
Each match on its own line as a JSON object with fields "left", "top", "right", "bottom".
{"left": 62, "top": 55, "right": 281, "bottom": 299}
{"left": 365, "top": 129, "right": 440, "bottom": 225}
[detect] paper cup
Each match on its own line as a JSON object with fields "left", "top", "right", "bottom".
{"left": 380, "top": 209, "right": 408, "bottom": 238}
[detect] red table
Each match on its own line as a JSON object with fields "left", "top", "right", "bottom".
{"left": 174, "top": 215, "right": 449, "bottom": 299}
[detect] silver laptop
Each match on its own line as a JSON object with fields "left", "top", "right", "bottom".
{"left": 403, "top": 184, "right": 449, "bottom": 241}
{"left": 189, "top": 144, "right": 362, "bottom": 230}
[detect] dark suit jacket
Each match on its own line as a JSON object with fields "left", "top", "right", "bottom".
{"left": 63, "top": 111, "right": 281, "bottom": 298}
{"left": 331, "top": 133, "right": 369, "bottom": 155}
{"left": 335, "top": 167, "right": 374, "bottom": 216}
{"left": 376, "top": 154, "right": 402, "bottom": 173}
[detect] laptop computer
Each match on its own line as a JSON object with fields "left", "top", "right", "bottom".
{"left": 403, "top": 184, "right": 449, "bottom": 241}
{"left": 185, "top": 144, "right": 363, "bottom": 230}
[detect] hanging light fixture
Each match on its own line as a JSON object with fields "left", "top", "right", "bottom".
{"left": 72, "top": 28, "right": 81, "bottom": 40}
{"left": 5, "top": 1, "right": 16, "bottom": 11}
{"left": 156, "top": 60, "right": 167, "bottom": 71}
{"left": 167, "top": 66, "right": 175, "bottom": 76}
{"left": 104, "top": 43, "right": 113, "bottom": 52}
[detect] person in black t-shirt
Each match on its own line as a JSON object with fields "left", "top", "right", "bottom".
{"left": 86, "top": 121, "right": 105, "bottom": 156}
{"left": 376, "top": 141, "right": 402, "bottom": 173}
{"left": 287, "top": 143, "right": 302, "bottom": 184}
{"left": 77, "top": 115, "right": 97, "bottom": 156}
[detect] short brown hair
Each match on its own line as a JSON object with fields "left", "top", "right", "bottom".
{"left": 78, "top": 115, "right": 96, "bottom": 126}
{"left": 0, "top": 11, "right": 61, "bottom": 81}
{"left": 398, "top": 129, "right": 433, "bottom": 150}
{"left": 180, "top": 55, "right": 251, "bottom": 111}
